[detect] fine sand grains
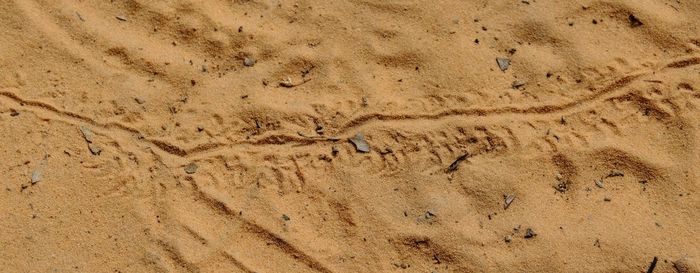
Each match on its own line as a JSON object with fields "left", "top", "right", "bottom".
{"left": 1, "top": 0, "right": 699, "bottom": 272}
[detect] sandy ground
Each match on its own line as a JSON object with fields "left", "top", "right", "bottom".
{"left": 1, "top": 0, "right": 699, "bottom": 272}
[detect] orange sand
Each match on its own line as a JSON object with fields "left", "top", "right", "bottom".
{"left": 1, "top": 1, "right": 699, "bottom": 272}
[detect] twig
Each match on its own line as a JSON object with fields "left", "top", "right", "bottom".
{"left": 280, "top": 77, "right": 311, "bottom": 88}
{"left": 446, "top": 154, "right": 469, "bottom": 173}
{"left": 646, "top": 257, "right": 658, "bottom": 273}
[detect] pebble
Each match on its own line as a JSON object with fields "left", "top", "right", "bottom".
{"left": 673, "top": 257, "right": 695, "bottom": 273}
{"left": 79, "top": 125, "right": 94, "bottom": 143}
{"left": 524, "top": 228, "right": 537, "bottom": 238}
{"left": 31, "top": 170, "right": 42, "bottom": 184}
{"left": 608, "top": 170, "right": 624, "bottom": 177}
{"left": 315, "top": 123, "right": 324, "bottom": 135}
{"left": 595, "top": 179, "right": 604, "bottom": 188}
{"left": 504, "top": 235, "right": 512, "bottom": 243}
{"left": 511, "top": 80, "right": 526, "bottom": 89}
{"left": 243, "top": 57, "right": 256, "bottom": 67}
{"left": 629, "top": 14, "right": 643, "bottom": 28}
{"left": 184, "top": 163, "right": 198, "bottom": 174}
{"left": 116, "top": 15, "right": 128, "bottom": 21}
{"left": 496, "top": 58, "right": 511, "bottom": 71}
{"left": 279, "top": 77, "right": 294, "bottom": 87}
{"left": 504, "top": 194, "right": 515, "bottom": 209}
{"left": 349, "top": 133, "right": 370, "bottom": 153}
{"left": 88, "top": 143, "right": 102, "bottom": 155}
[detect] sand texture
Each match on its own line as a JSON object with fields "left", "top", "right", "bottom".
{"left": 1, "top": 0, "right": 699, "bottom": 272}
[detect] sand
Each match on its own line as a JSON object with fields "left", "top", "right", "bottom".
{"left": 1, "top": 0, "right": 699, "bottom": 272}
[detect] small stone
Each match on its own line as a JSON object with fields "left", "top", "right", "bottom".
{"left": 425, "top": 210, "right": 436, "bottom": 219}
{"left": 134, "top": 97, "right": 146, "bottom": 104}
{"left": 673, "top": 257, "right": 695, "bottom": 273}
{"left": 79, "top": 125, "right": 94, "bottom": 143}
{"left": 75, "top": 12, "right": 85, "bottom": 22}
{"left": 379, "top": 147, "right": 393, "bottom": 155}
{"left": 243, "top": 57, "right": 256, "bottom": 67}
{"left": 116, "top": 15, "right": 128, "bottom": 21}
{"left": 504, "top": 235, "right": 512, "bottom": 243}
{"left": 315, "top": 123, "right": 324, "bottom": 135}
{"left": 496, "top": 58, "right": 511, "bottom": 72}
{"left": 604, "top": 197, "right": 611, "bottom": 202}
{"left": 555, "top": 181, "right": 568, "bottom": 193}
{"left": 282, "top": 214, "right": 290, "bottom": 221}
{"left": 511, "top": 80, "right": 526, "bottom": 89}
{"left": 628, "top": 14, "right": 643, "bottom": 28}
{"left": 608, "top": 170, "right": 624, "bottom": 177}
{"left": 31, "top": 170, "right": 42, "bottom": 184}
{"left": 201, "top": 64, "right": 208, "bottom": 72}
{"left": 524, "top": 228, "right": 536, "bottom": 238}
{"left": 349, "top": 133, "right": 370, "bottom": 153}
{"left": 504, "top": 194, "right": 515, "bottom": 209}
{"left": 10, "top": 110, "right": 19, "bottom": 117}
{"left": 88, "top": 143, "right": 102, "bottom": 155}
{"left": 279, "top": 77, "right": 294, "bottom": 87}
{"left": 595, "top": 179, "right": 604, "bottom": 188}
{"left": 184, "top": 163, "right": 198, "bottom": 174}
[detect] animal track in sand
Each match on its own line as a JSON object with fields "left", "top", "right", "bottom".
{"left": 1, "top": 54, "right": 698, "bottom": 160}
{"left": 4, "top": 1, "right": 700, "bottom": 272}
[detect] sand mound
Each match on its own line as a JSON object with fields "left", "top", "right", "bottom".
{"left": 1, "top": 0, "right": 699, "bottom": 272}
